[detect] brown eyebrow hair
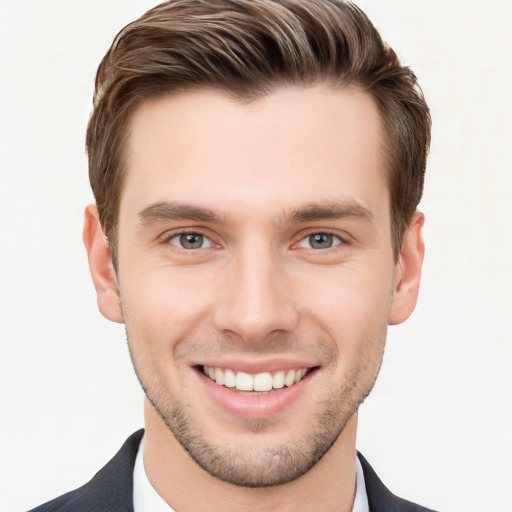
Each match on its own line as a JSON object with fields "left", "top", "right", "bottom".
{"left": 138, "top": 201, "right": 225, "bottom": 225}
{"left": 138, "top": 200, "right": 374, "bottom": 227}
{"left": 284, "top": 201, "right": 375, "bottom": 224}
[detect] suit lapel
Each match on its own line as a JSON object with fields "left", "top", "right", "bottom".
{"left": 68, "top": 429, "right": 144, "bottom": 512}
{"left": 357, "top": 452, "right": 438, "bottom": 512}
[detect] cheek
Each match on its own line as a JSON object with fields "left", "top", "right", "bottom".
{"left": 301, "top": 263, "right": 394, "bottom": 345}
{"left": 120, "top": 267, "right": 216, "bottom": 345}
{"left": 307, "top": 270, "right": 391, "bottom": 390}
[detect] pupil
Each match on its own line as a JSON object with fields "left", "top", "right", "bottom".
{"left": 310, "top": 233, "right": 332, "bottom": 249}
{"left": 180, "top": 233, "right": 203, "bottom": 249}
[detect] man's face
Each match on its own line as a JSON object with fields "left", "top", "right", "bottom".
{"left": 91, "top": 85, "right": 419, "bottom": 486}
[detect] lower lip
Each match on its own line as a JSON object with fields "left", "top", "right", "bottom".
{"left": 196, "top": 368, "right": 317, "bottom": 420}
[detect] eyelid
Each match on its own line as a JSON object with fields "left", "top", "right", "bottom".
{"left": 157, "top": 227, "right": 350, "bottom": 251}
{"left": 294, "top": 229, "right": 348, "bottom": 249}
{"left": 159, "top": 228, "right": 217, "bottom": 248}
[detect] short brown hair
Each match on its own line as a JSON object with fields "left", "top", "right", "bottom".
{"left": 86, "top": 0, "right": 430, "bottom": 263}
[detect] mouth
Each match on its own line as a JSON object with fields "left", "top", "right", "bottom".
{"left": 200, "top": 365, "right": 316, "bottom": 393}
{"left": 193, "top": 361, "right": 320, "bottom": 419}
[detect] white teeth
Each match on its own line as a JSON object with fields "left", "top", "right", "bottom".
{"left": 272, "top": 370, "right": 285, "bottom": 389}
{"left": 253, "top": 372, "right": 273, "bottom": 392}
{"left": 224, "top": 368, "right": 236, "bottom": 388}
{"left": 214, "top": 367, "right": 224, "bottom": 385}
{"left": 202, "top": 366, "right": 310, "bottom": 391}
{"left": 235, "top": 371, "right": 254, "bottom": 391}
{"left": 294, "top": 368, "right": 307, "bottom": 383}
{"left": 284, "top": 369, "right": 295, "bottom": 387}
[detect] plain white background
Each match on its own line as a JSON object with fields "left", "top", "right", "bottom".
{"left": 0, "top": 1, "right": 511, "bottom": 511}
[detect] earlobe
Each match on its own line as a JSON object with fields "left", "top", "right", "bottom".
{"left": 388, "top": 211, "right": 425, "bottom": 326}
{"left": 83, "top": 204, "right": 124, "bottom": 323}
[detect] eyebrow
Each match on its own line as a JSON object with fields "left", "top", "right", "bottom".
{"left": 138, "top": 201, "right": 225, "bottom": 225}
{"left": 284, "top": 201, "right": 375, "bottom": 225}
{"left": 137, "top": 199, "right": 374, "bottom": 226}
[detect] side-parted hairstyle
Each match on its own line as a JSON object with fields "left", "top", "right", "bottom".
{"left": 86, "top": 0, "right": 431, "bottom": 264}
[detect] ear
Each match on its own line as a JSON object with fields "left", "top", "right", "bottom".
{"left": 83, "top": 204, "right": 124, "bottom": 323}
{"left": 388, "top": 211, "right": 425, "bottom": 325}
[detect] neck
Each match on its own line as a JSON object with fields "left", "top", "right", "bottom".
{"left": 143, "top": 399, "right": 358, "bottom": 512}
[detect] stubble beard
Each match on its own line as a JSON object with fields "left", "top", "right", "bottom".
{"left": 146, "top": 383, "right": 368, "bottom": 487}
{"left": 126, "top": 331, "right": 385, "bottom": 488}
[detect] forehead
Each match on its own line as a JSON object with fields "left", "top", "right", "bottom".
{"left": 121, "top": 85, "right": 388, "bottom": 222}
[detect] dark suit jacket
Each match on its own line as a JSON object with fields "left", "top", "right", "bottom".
{"left": 28, "top": 429, "right": 438, "bottom": 512}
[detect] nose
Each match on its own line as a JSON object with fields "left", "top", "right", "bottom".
{"left": 213, "top": 244, "right": 299, "bottom": 343}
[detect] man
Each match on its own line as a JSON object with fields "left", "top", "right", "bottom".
{"left": 29, "top": 0, "right": 434, "bottom": 511}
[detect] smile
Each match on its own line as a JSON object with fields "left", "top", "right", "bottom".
{"left": 202, "top": 365, "right": 310, "bottom": 392}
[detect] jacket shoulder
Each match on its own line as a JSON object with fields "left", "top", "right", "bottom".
{"left": 27, "top": 486, "right": 90, "bottom": 512}
{"left": 357, "top": 452, "right": 440, "bottom": 512}
{"left": 26, "top": 429, "right": 144, "bottom": 512}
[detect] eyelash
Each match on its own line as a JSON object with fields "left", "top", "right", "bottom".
{"left": 160, "top": 229, "right": 347, "bottom": 252}
{"left": 295, "top": 230, "right": 346, "bottom": 250}
{"left": 161, "top": 230, "right": 214, "bottom": 250}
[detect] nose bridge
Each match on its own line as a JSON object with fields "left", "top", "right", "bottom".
{"left": 213, "top": 239, "right": 298, "bottom": 342}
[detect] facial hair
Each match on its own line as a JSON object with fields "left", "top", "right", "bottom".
{"left": 126, "top": 328, "right": 385, "bottom": 488}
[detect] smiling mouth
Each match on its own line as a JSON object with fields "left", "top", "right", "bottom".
{"left": 201, "top": 365, "right": 316, "bottom": 393}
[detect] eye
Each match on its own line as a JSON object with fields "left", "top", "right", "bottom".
{"left": 297, "top": 232, "right": 342, "bottom": 250}
{"left": 168, "top": 232, "right": 213, "bottom": 250}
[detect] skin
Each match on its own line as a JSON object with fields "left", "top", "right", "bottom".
{"left": 84, "top": 85, "right": 424, "bottom": 511}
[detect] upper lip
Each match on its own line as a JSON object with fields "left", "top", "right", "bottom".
{"left": 194, "top": 358, "right": 319, "bottom": 374}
